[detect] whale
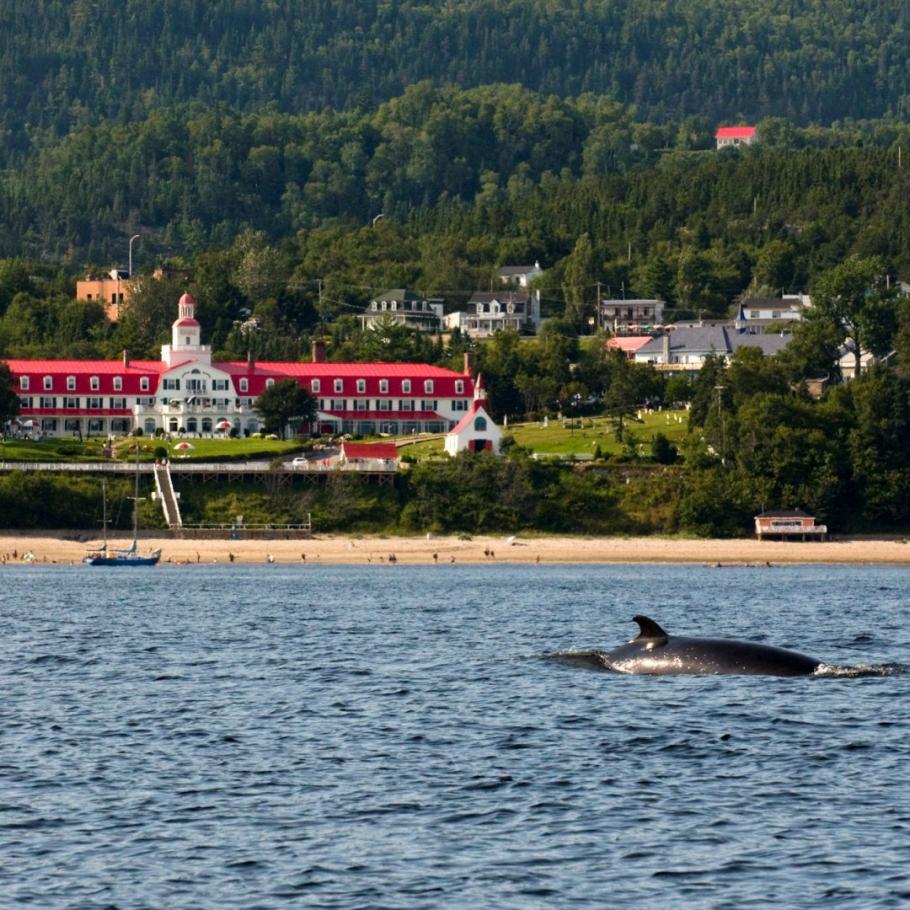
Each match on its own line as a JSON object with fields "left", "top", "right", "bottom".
{"left": 603, "top": 615, "right": 821, "bottom": 676}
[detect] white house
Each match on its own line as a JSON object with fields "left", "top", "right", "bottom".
{"left": 454, "top": 290, "right": 542, "bottom": 338}
{"left": 444, "top": 375, "right": 503, "bottom": 456}
{"left": 739, "top": 294, "right": 811, "bottom": 323}
{"left": 361, "top": 289, "right": 444, "bottom": 333}
{"left": 715, "top": 126, "right": 758, "bottom": 149}
{"left": 498, "top": 261, "right": 544, "bottom": 287}
{"left": 599, "top": 298, "right": 665, "bottom": 333}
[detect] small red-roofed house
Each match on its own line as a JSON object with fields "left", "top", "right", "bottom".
{"left": 607, "top": 336, "right": 653, "bottom": 359}
{"left": 338, "top": 441, "right": 400, "bottom": 469}
{"left": 444, "top": 375, "right": 503, "bottom": 456}
{"left": 715, "top": 126, "right": 757, "bottom": 149}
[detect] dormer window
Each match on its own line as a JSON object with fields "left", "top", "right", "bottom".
{"left": 379, "top": 379, "right": 388, "bottom": 394}
{"left": 455, "top": 380, "right": 464, "bottom": 394}
{"left": 311, "top": 378, "right": 321, "bottom": 393}
{"left": 67, "top": 376, "right": 76, "bottom": 391}
{"left": 140, "top": 377, "right": 150, "bottom": 392}
{"left": 424, "top": 380, "right": 434, "bottom": 394}
{"left": 19, "top": 376, "right": 29, "bottom": 390}
{"left": 356, "top": 379, "right": 366, "bottom": 393}
{"left": 90, "top": 376, "right": 100, "bottom": 391}
{"left": 239, "top": 378, "right": 249, "bottom": 393}
{"left": 402, "top": 379, "right": 411, "bottom": 394}
{"left": 334, "top": 378, "right": 343, "bottom": 393}
{"left": 113, "top": 377, "right": 123, "bottom": 391}
{"left": 266, "top": 378, "right": 275, "bottom": 388}
{"left": 43, "top": 376, "right": 53, "bottom": 390}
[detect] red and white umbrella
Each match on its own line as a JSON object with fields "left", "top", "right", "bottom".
{"left": 215, "top": 420, "right": 233, "bottom": 431}
{"left": 173, "top": 441, "right": 194, "bottom": 451}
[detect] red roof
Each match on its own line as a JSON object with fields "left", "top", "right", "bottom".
{"left": 4, "top": 357, "right": 474, "bottom": 401}
{"left": 174, "top": 317, "right": 200, "bottom": 327}
{"left": 449, "top": 399, "right": 488, "bottom": 435}
{"left": 715, "top": 126, "right": 756, "bottom": 139}
{"left": 607, "top": 336, "right": 652, "bottom": 353}
{"left": 341, "top": 442, "right": 399, "bottom": 460}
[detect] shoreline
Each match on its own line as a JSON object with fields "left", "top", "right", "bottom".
{"left": 2, "top": 532, "right": 910, "bottom": 565}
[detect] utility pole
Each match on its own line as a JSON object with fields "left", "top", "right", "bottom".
{"left": 596, "top": 281, "right": 602, "bottom": 331}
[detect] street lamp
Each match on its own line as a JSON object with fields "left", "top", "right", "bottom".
{"left": 128, "top": 234, "right": 140, "bottom": 277}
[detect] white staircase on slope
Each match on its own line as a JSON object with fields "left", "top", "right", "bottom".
{"left": 154, "top": 461, "right": 182, "bottom": 529}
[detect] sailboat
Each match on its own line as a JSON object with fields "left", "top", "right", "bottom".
{"left": 84, "top": 447, "right": 161, "bottom": 566}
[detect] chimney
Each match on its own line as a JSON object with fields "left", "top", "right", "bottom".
{"left": 247, "top": 348, "right": 254, "bottom": 369}
{"left": 312, "top": 339, "right": 327, "bottom": 363}
{"left": 122, "top": 350, "right": 130, "bottom": 368}
{"left": 463, "top": 350, "right": 474, "bottom": 376}
{"left": 661, "top": 332, "right": 670, "bottom": 364}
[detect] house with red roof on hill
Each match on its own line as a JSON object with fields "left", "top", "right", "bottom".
{"left": 4, "top": 292, "right": 476, "bottom": 439}
{"left": 444, "top": 375, "right": 503, "bottom": 456}
{"left": 715, "top": 125, "right": 757, "bottom": 149}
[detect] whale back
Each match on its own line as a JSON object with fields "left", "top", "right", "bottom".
{"left": 606, "top": 615, "right": 820, "bottom": 676}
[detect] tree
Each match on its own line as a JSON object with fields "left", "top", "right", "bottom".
{"left": 0, "top": 363, "right": 20, "bottom": 428}
{"left": 562, "top": 233, "right": 596, "bottom": 330}
{"left": 254, "top": 379, "right": 317, "bottom": 438}
{"left": 810, "top": 256, "right": 896, "bottom": 378}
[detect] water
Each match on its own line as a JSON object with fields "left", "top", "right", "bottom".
{"left": 1, "top": 563, "right": 909, "bottom": 909}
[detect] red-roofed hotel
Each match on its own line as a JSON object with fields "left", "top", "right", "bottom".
{"left": 4, "top": 293, "right": 475, "bottom": 438}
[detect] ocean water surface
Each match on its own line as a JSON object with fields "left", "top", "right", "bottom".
{"left": 1, "top": 563, "right": 908, "bottom": 909}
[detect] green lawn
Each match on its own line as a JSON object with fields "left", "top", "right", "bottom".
{"left": 0, "top": 435, "right": 306, "bottom": 462}
{"left": 396, "top": 409, "right": 690, "bottom": 460}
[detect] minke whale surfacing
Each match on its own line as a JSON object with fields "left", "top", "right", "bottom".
{"left": 603, "top": 615, "right": 821, "bottom": 677}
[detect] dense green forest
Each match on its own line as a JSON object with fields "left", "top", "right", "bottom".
{"left": 3, "top": 0, "right": 910, "bottom": 164}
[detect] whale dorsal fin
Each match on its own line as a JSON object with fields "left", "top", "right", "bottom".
{"left": 633, "top": 615, "right": 669, "bottom": 644}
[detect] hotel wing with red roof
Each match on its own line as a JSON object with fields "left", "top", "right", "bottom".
{"left": 3, "top": 293, "right": 475, "bottom": 438}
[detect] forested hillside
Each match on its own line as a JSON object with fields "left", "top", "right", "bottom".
{"left": 2, "top": 0, "right": 910, "bottom": 164}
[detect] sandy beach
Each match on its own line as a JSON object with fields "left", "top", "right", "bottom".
{"left": 2, "top": 532, "right": 910, "bottom": 565}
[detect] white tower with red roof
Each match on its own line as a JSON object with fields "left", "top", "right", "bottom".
{"left": 162, "top": 292, "right": 212, "bottom": 367}
{"left": 444, "top": 373, "right": 503, "bottom": 456}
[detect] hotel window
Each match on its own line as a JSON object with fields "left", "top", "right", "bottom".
{"left": 421, "top": 400, "right": 437, "bottom": 411}
{"left": 311, "top": 379, "right": 321, "bottom": 394}
{"left": 140, "top": 377, "right": 150, "bottom": 392}
{"left": 63, "top": 397, "right": 79, "bottom": 409}
{"left": 113, "top": 376, "right": 123, "bottom": 391}
{"left": 163, "top": 378, "right": 180, "bottom": 391}
{"left": 19, "top": 376, "right": 29, "bottom": 390}
{"left": 452, "top": 400, "right": 468, "bottom": 411}
{"left": 87, "top": 397, "right": 102, "bottom": 409}
{"left": 424, "top": 380, "right": 434, "bottom": 394}
{"left": 379, "top": 379, "right": 388, "bottom": 393}
{"left": 90, "top": 376, "right": 100, "bottom": 391}
{"left": 334, "top": 378, "right": 343, "bottom": 393}
{"left": 19, "top": 397, "right": 32, "bottom": 408}
{"left": 330, "top": 399, "right": 347, "bottom": 410}
{"left": 378, "top": 400, "right": 392, "bottom": 411}
{"left": 39, "top": 396, "right": 56, "bottom": 408}
{"left": 356, "top": 379, "right": 366, "bottom": 393}
{"left": 43, "top": 376, "right": 53, "bottom": 390}
{"left": 110, "top": 397, "right": 126, "bottom": 409}
{"left": 402, "top": 379, "right": 411, "bottom": 394}
{"left": 455, "top": 380, "right": 464, "bottom": 394}
{"left": 400, "top": 400, "right": 415, "bottom": 412}
{"left": 239, "top": 378, "right": 249, "bottom": 393}
{"left": 67, "top": 376, "right": 76, "bottom": 391}
{"left": 353, "top": 400, "right": 368, "bottom": 411}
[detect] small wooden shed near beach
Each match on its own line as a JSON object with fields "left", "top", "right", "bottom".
{"left": 754, "top": 510, "right": 827, "bottom": 541}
